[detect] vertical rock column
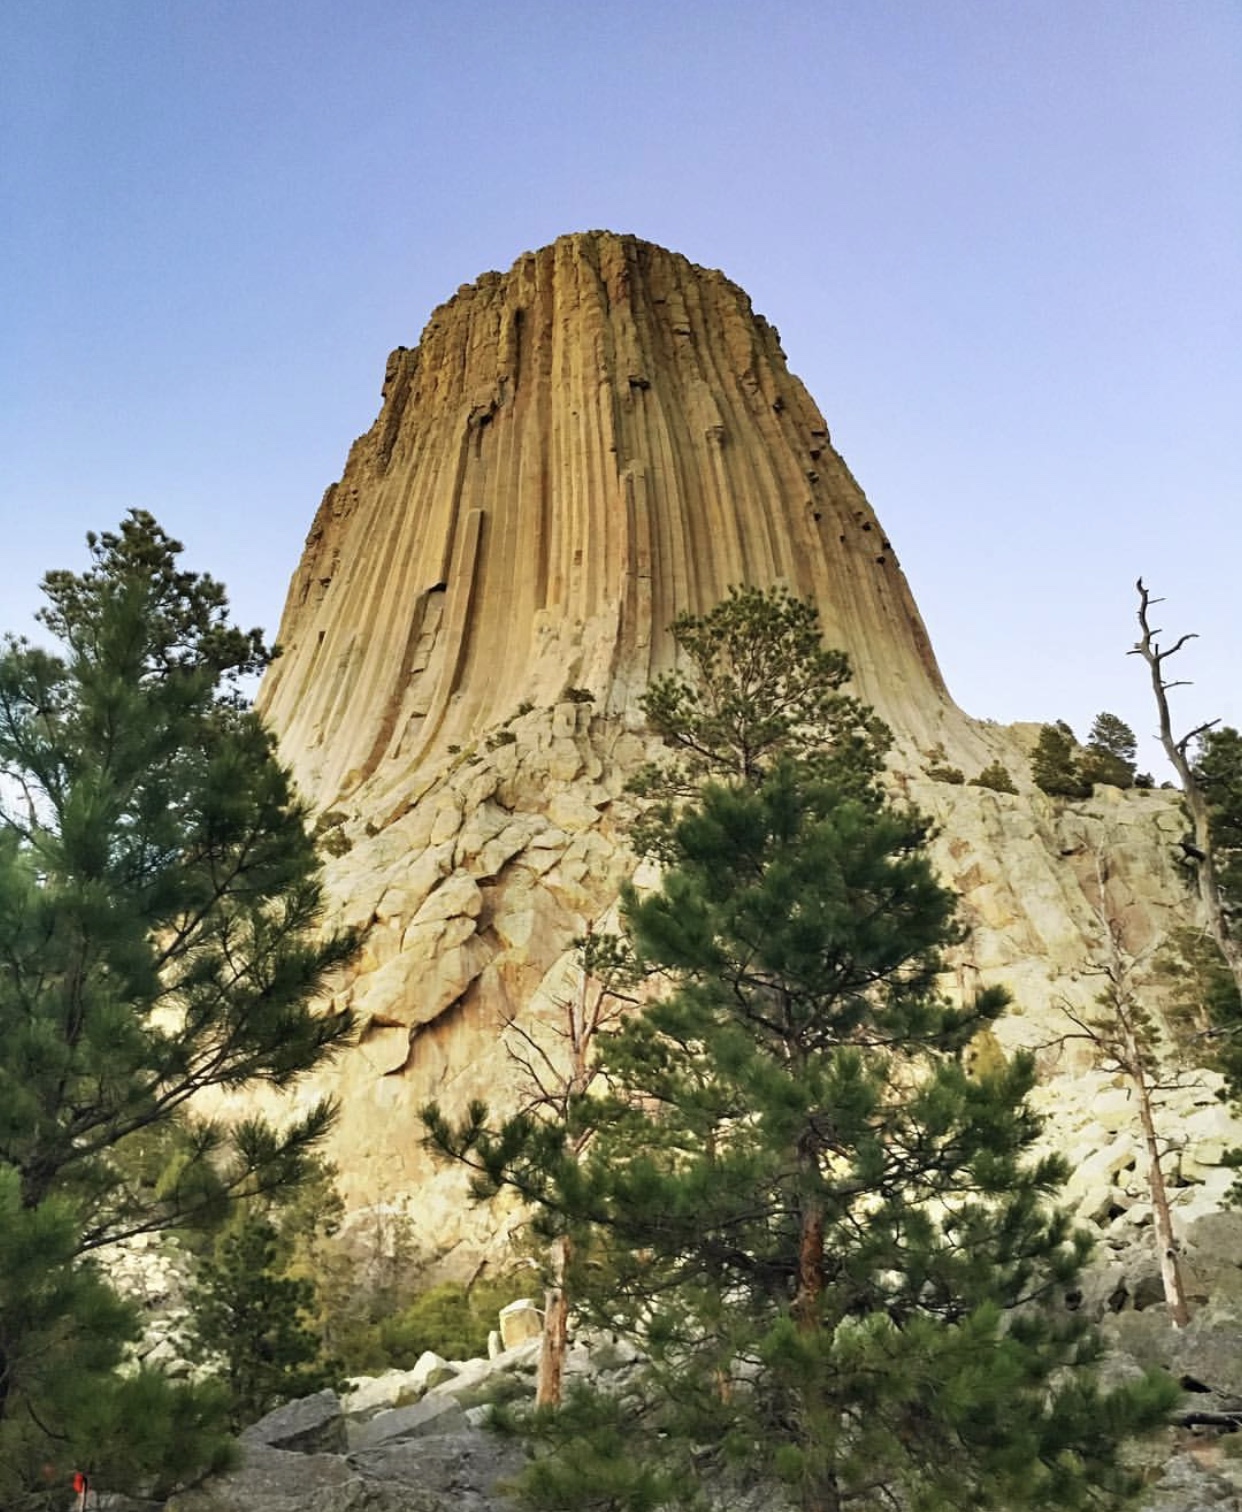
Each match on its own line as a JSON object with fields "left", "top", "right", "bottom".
{"left": 259, "top": 231, "right": 960, "bottom": 813}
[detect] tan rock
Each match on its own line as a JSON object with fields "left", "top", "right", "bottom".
{"left": 409, "top": 871, "right": 482, "bottom": 926}
{"left": 234, "top": 231, "right": 1241, "bottom": 1263}
{"left": 498, "top": 1299, "right": 543, "bottom": 1349}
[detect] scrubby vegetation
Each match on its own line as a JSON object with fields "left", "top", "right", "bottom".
{"left": 971, "top": 759, "right": 1018, "bottom": 792}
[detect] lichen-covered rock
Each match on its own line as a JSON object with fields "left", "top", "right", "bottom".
{"left": 347, "top": 1393, "right": 466, "bottom": 1452}
{"left": 497, "top": 1299, "right": 543, "bottom": 1349}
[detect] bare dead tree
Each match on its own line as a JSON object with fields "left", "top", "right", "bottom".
{"left": 499, "top": 924, "right": 637, "bottom": 1406}
{"left": 1055, "top": 850, "right": 1190, "bottom": 1326}
{"left": 1131, "top": 579, "right": 1242, "bottom": 1000}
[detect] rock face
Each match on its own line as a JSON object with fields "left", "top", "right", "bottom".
{"left": 260, "top": 231, "right": 958, "bottom": 806}
{"left": 250, "top": 232, "right": 1236, "bottom": 1253}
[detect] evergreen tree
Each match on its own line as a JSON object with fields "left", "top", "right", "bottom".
{"left": 430, "top": 588, "right": 1173, "bottom": 1512}
{"left": 1131, "top": 582, "right": 1242, "bottom": 1000}
{"left": 970, "top": 761, "right": 1018, "bottom": 793}
{"left": 186, "top": 1212, "right": 342, "bottom": 1428}
{"left": 1179, "top": 727, "right": 1242, "bottom": 1107}
{"left": 1194, "top": 726, "right": 1242, "bottom": 925}
{"left": 0, "top": 1163, "right": 234, "bottom": 1508}
{"left": 1157, "top": 927, "right": 1242, "bottom": 1109}
{"left": 0, "top": 513, "right": 358, "bottom": 1500}
{"left": 523, "top": 768, "right": 1168, "bottom": 1511}
{"left": 630, "top": 584, "right": 890, "bottom": 857}
{"left": 1081, "top": 714, "right": 1137, "bottom": 790}
{"left": 1031, "top": 723, "right": 1093, "bottom": 799}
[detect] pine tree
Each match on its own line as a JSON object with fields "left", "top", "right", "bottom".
{"left": 971, "top": 760, "right": 1018, "bottom": 793}
{"left": 186, "top": 1212, "right": 342, "bottom": 1428}
{"left": 1057, "top": 854, "right": 1190, "bottom": 1327}
{"left": 629, "top": 584, "right": 890, "bottom": 856}
{"left": 1031, "top": 722, "right": 1093, "bottom": 799}
{"left": 526, "top": 765, "right": 1171, "bottom": 1512}
{"left": 429, "top": 588, "right": 1174, "bottom": 1512}
{"left": 1185, "top": 728, "right": 1242, "bottom": 1111}
{"left": 1194, "top": 726, "right": 1242, "bottom": 929}
{"left": 1131, "top": 582, "right": 1242, "bottom": 1000}
{"left": 0, "top": 513, "right": 358, "bottom": 1500}
{"left": 1081, "top": 713, "right": 1138, "bottom": 790}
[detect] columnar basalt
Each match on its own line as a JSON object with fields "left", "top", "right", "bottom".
{"left": 260, "top": 232, "right": 976, "bottom": 814}
{"left": 251, "top": 233, "right": 1231, "bottom": 1246}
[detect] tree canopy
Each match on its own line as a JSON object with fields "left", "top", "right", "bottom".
{"left": 428, "top": 586, "right": 1173, "bottom": 1512}
{"left": 1081, "top": 713, "right": 1137, "bottom": 790}
{"left": 1194, "top": 726, "right": 1242, "bottom": 925}
{"left": 0, "top": 512, "right": 357, "bottom": 1504}
{"left": 1030, "top": 723, "right": 1092, "bottom": 800}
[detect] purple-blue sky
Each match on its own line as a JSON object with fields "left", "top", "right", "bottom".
{"left": 3, "top": 2, "right": 1239, "bottom": 770}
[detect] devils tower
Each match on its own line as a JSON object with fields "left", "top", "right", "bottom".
{"left": 253, "top": 233, "right": 1211, "bottom": 1245}
{"left": 260, "top": 232, "right": 966, "bottom": 810}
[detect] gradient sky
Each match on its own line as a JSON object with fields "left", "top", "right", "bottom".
{"left": 3, "top": 1, "right": 1239, "bottom": 775}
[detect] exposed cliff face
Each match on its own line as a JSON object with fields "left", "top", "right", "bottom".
{"left": 251, "top": 233, "right": 1232, "bottom": 1254}
{"left": 260, "top": 232, "right": 968, "bottom": 815}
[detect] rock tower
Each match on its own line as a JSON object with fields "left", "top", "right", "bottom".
{"left": 253, "top": 233, "right": 1223, "bottom": 1256}
{"left": 260, "top": 232, "right": 966, "bottom": 811}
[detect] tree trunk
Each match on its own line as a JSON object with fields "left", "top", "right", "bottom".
{"left": 793, "top": 1198, "right": 825, "bottom": 1332}
{"left": 536, "top": 1233, "right": 571, "bottom": 1407}
{"left": 1181, "top": 781, "right": 1242, "bottom": 996}
{"left": 1130, "top": 1040, "right": 1191, "bottom": 1327}
{"left": 802, "top": 1470, "right": 842, "bottom": 1512}
{"left": 1134, "top": 581, "right": 1242, "bottom": 1002}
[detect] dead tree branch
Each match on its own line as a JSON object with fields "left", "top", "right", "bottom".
{"left": 1130, "top": 580, "right": 1242, "bottom": 999}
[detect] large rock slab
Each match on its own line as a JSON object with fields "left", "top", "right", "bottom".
{"left": 242, "top": 1390, "right": 346, "bottom": 1455}
{"left": 347, "top": 1393, "right": 466, "bottom": 1451}
{"left": 166, "top": 1443, "right": 359, "bottom": 1512}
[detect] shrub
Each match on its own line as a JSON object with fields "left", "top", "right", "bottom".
{"left": 376, "top": 1277, "right": 522, "bottom": 1366}
{"left": 186, "top": 1214, "right": 342, "bottom": 1428}
{"left": 971, "top": 762, "right": 1017, "bottom": 794}
{"left": 923, "top": 744, "right": 965, "bottom": 785}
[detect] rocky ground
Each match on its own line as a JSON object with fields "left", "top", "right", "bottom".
{"left": 72, "top": 1213, "right": 1229, "bottom": 1511}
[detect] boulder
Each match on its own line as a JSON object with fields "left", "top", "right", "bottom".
{"left": 498, "top": 1299, "right": 542, "bottom": 1349}
{"left": 347, "top": 1393, "right": 466, "bottom": 1452}
{"left": 166, "top": 1443, "right": 358, "bottom": 1511}
{"left": 341, "top": 1368, "right": 428, "bottom": 1419}
{"left": 346, "top": 1429, "right": 524, "bottom": 1511}
{"left": 408, "top": 1350, "right": 458, "bottom": 1393}
{"left": 241, "top": 1390, "right": 345, "bottom": 1455}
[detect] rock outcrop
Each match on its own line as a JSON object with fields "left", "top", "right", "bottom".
{"left": 172, "top": 1218, "right": 1242, "bottom": 1512}
{"left": 260, "top": 232, "right": 962, "bottom": 806}
{"left": 246, "top": 232, "right": 1236, "bottom": 1255}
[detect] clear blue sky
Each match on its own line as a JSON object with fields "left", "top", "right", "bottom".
{"left": 3, "top": 1, "right": 1239, "bottom": 770}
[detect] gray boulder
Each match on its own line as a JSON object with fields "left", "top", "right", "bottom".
{"left": 166, "top": 1442, "right": 359, "bottom": 1511}
{"left": 347, "top": 1430, "right": 524, "bottom": 1510}
{"left": 242, "top": 1390, "right": 346, "bottom": 1455}
{"left": 1140, "top": 1450, "right": 1242, "bottom": 1512}
{"left": 347, "top": 1393, "right": 466, "bottom": 1452}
